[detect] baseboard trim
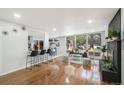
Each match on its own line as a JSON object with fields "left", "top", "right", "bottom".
{"left": 0, "top": 66, "right": 26, "bottom": 76}
{"left": 0, "top": 55, "right": 62, "bottom": 76}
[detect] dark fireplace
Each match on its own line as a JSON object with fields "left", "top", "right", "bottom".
{"left": 107, "top": 41, "right": 121, "bottom": 72}
{"left": 107, "top": 48, "right": 118, "bottom": 71}
{"left": 107, "top": 49, "right": 114, "bottom": 64}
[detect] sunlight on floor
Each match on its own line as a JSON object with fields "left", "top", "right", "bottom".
{"left": 65, "top": 77, "right": 70, "bottom": 84}
{"left": 65, "top": 64, "right": 75, "bottom": 76}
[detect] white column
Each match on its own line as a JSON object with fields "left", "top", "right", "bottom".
{"left": 44, "top": 32, "right": 49, "bottom": 50}
{"left": 58, "top": 37, "right": 67, "bottom": 56}
{"left": 101, "top": 31, "right": 106, "bottom": 46}
{"left": 0, "top": 26, "right": 2, "bottom": 75}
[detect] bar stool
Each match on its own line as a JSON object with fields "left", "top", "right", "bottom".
{"left": 43, "top": 50, "right": 49, "bottom": 62}
{"left": 26, "top": 51, "right": 38, "bottom": 70}
{"left": 39, "top": 50, "right": 46, "bottom": 63}
{"left": 46, "top": 49, "right": 52, "bottom": 59}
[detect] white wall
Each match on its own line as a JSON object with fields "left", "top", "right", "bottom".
{"left": 0, "top": 21, "right": 28, "bottom": 75}
{"left": 121, "top": 9, "right": 124, "bottom": 85}
{"left": 0, "top": 20, "right": 48, "bottom": 75}
{"left": 0, "top": 26, "right": 2, "bottom": 74}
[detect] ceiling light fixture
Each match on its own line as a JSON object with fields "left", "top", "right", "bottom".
{"left": 88, "top": 20, "right": 93, "bottom": 24}
{"left": 53, "top": 27, "right": 57, "bottom": 31}
{"left": 14, "top": 13, "right": 21, "bottom": 18}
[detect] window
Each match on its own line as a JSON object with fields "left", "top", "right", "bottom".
{"left": 88, "top": 33, "right": 101, "bottom": 47}
{"left": 66, "top": 32, "right": 102, "bottom": 51}
{"left": 76, "top": 34, "right": 87, "bottom": 49}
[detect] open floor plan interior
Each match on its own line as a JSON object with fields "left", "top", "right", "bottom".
{"left": 0, "top": 8, "right": 124, "bottom": 85}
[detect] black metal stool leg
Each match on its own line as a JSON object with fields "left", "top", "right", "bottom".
{"left": 30, "top": 57, "right": 33, "bottom": 70}
{"left": 26, "top": 56, "right": 28, "bottom": 69}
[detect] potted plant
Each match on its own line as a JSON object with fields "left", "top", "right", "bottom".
{"left": 112, "top": 31, "right": 119, "bottom": 40}
{"left": 101, "top": 59, "right": 113, "bottom": 70}
{"left": 108, "top": 28, "right": 119, "bottom": 40}
{"left": 108, "top": 28, "right": 113, "bottom": 40}
{"left": 101, "top": 45, "right": 107, "bottom": 60}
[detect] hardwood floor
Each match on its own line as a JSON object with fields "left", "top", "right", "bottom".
{"left": 0, "top": 56, "right": 108, "bottom": 85}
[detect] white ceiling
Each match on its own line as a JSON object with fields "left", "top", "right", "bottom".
{"left": 0, "top": 8, "right": 118, "bottom": 35}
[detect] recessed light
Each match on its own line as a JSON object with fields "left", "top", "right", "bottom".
{"left": 88, "top": 20, "right": 93, "bottom": 24}
{"left": 14, "top": 13, "right": 21, "bottom": 18}
{"left": 53, "top": 27, "right": 56, "bottom": 31}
